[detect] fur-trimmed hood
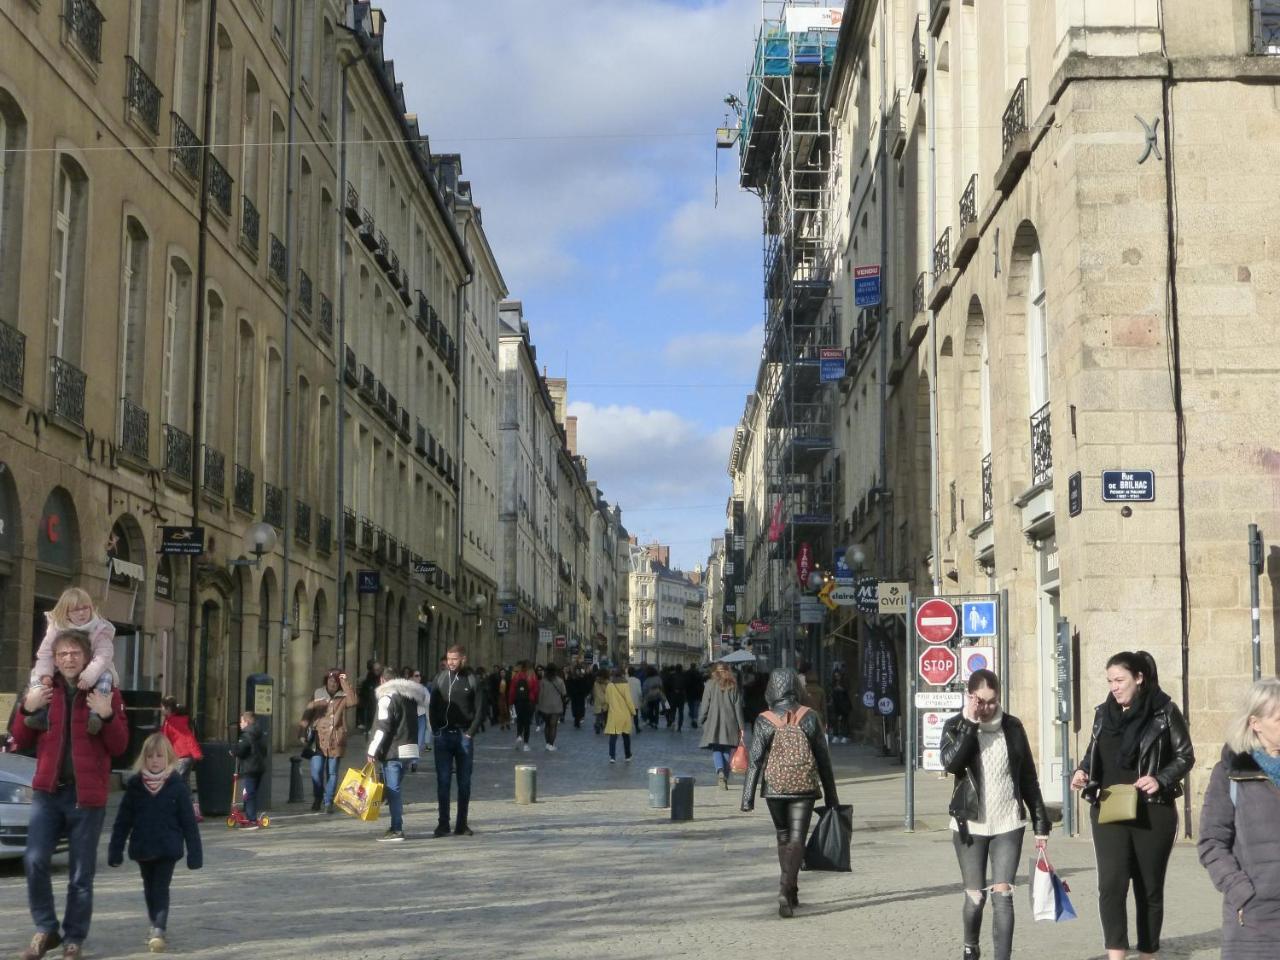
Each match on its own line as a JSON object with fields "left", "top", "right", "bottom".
{"left": 375, "top": 677, "right": 428, "bottom": 705}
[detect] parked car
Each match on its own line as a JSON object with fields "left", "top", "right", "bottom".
{"left": 0, "top": 752, "right": 36, "bottom": 860}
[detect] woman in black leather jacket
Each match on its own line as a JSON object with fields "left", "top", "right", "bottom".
{"left": 741, "top": 668, "right": 839, "bottom": 918}
{"left": 1070, "top": 651, "right": 1194, "bottom": 960}
{"left": 940, "top": 669, "right": 1050, "bottom": 960}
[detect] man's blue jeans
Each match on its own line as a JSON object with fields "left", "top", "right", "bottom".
{"left": 433, "top": 730, "right": 474, "bottom": 828}
{"left": 310, "top": 753, "right": 340, "bottom": 805}
{"left": 25, "top": 785, "right": 106, "bottom": 945}
{"left": 382, "top": 760, "right": 405, "bottom": 833}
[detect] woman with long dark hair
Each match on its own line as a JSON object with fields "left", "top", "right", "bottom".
{"left": 1071, "top": 651, "right": 1194, "bottom": 960}
{"left": 940, "top": 669, "right": 1050, "bottom": 960}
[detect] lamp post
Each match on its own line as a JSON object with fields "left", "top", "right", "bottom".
{"left": 228, "top": 522, "right": 279, "bottom": 571}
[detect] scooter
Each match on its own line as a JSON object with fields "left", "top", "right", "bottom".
{"left": 225, "top": 765, "right": 270, "bottom": 829}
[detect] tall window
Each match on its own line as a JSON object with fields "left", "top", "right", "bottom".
{"left": 318, "top": 187, "right": 333, "bottom": 293}
{"left": 131, "top": 0, "right": 161, "bottom": 76}
{"left": 318, "top": 393, "right": 332, "bottom": 509}
{"left": 119, "top": 218, "right": 149, "bottom": 406}
{"left": 268, "top": 111, "right": 286, "bottom": 239}
{"left": 1027, "top": 249, "right": 1048, "bottom": 412}
{"left": 265, "top": 347, "right": 282, "bottom": 483}
{"left": 175, "top": 0, "right": 204, "bottom": 125}
{"left": 272, "top": 0, "right": 289, "bottom": 47}
{"left": 240, "top": 71, "right": 260, "bottom": 203}
{"left": 296, "top": 374, "right": 311, "bottom": 498}
{"left": 979, "top": 324, "right": 992, "bottom": 458}
{"left": 299, "top": 0, "right": 316, "bottom": 90}
{"left": 298, "top": 156, "right": 312, "bottom": 269}
{"left": 0, "top": 95, "right": 29, "bottom": 326}
{"left": 234, "top": 319, "right": 255, "bottom": 468}
{"left": 319, "top": 20, "right": 336, "bottom": 125}
{"left": 203, "top": 290, "right": 224, "bottom": 446}
{"left": 212, "top": 27, "right": 233, "bottom": 164}
{"left": 162, "top": 258, "right": 194, "bottom": 428}
{"left": 51, "top": 156, "right": 89, "bottom": 364}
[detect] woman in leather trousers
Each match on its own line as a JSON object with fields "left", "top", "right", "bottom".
{"left": 741, "top": 668, "right": 839, "bottom": 918}
{"left": 1071, "top": 651, "right": 1195, "bottom": 960}
{"left": 941, "top": 669, "right": 1050, "bottom": 960}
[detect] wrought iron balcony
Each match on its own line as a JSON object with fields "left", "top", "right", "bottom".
{"left": 415, "top": 291, "right": 431, "bottom": 334}
{"left": 269, "top": 234, "right": 287, "bottom": 285}
{"left": 317, "top": 513, "right": 331, "bottom": 554}
{"left": 162, "top": 423, "right": 192, "bottom": 481}
{"left": 374, "top": 231, "right": 392, "bottom": 270}
{"left": 318, "top": 293, "right": 333, "bottom": 340}
{"left": 241, "top": 196, "right": 260, "bottom": 256}
{"left": 264, "top": 481, "right": 284, "bottom": 528}
{"left": 297, "top": 269, "right": 312, "bottom": 318}
{"left": 374, "top": 527, "right": 387, "bottom": 561}
{"left": 959, "top": 174, "right": 977, "bottom": 230}
{"left": 1254, "top": 0, "right": 1280, "bottom": 54}
{"left": 344, "top": 181, "right": 361, "bottom": 226}
{"left": 981, "top": 453, "right": 993, "bottom": 522}
{"left": 0, "top": 318, "right": 25, "bottom": 397}
{"left": 911, "top": 14, "right": 927, "bottom": 92}
{"left": 170, "top": 112, "right": 201, "bottom": 181}
{"left": 207, "top": 154, "right": 232, "bottom": 217}
{"left": 359, "top": 364, "right": 375, "bottom": 399}
{"left": 64, "top": 0, "right": 104, "bottom": 62}
{"left": 1002, "top": 78, "right": 1028, "bottom": 157}
{"left": 343, "top": 508, "right": 356, "bottom": 546}
{"left": 49, "top": 355, "right": 86, "bottom": 426}
{"left": 933, "top": 227, "right": 951, "bottom": 282}
{"left": 343, "top": 346, "right": 358, "bottom": 386}
{"left": 913, "top": 272, "right": 926, "bottom": 315}
{"left": 1030, "top": 402, "right": 1052, "bottom": 488}
{"left": 234, "top": 463, "right": 254, "bottom": 512}
{"left": 376, "top": 380, "right": 387, "bottom": 413}
{"left": 359, "top": 517, "right": 374, "bottom": 550}
{"left": 359, "top": 210, "right": 377, "bottom": 250}
{"left": 120, "top": 398, "right": 148, "bottom": 461}
{"left": 202, "top": 445, "right": 225, "bottom": 496}
{"left": 124, "top": 56, "right": 161, "bottom": 134}
{"left": 295, "top": 499, "right": 311, "bottom": 544}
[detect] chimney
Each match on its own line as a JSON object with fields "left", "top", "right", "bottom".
{"left": 565, "top": 416, "right": 578, "bottom": 454}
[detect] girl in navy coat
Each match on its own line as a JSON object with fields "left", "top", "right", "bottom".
{"left": 109, "top": 733, "right": 203, "bottom": 953}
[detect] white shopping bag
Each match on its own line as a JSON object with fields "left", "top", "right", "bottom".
{"left": 1029, "top": 850, "right": 1056, "bottom": 923}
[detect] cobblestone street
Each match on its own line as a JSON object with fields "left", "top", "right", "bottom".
{"left": 0, "top": 717, "right": 1225, "bottom": 959}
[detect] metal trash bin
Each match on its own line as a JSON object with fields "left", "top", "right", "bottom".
{"left": 195, "top": 742, "right": 235, "bottom": 817}
{"left": 648, "top": 767, "right": 671, "bottom": 808}
{"left": 515, "top": 764, "right": 537, "bottom": 804}
{"left": 671, "top": 776, "right": 695, "bottom": 821}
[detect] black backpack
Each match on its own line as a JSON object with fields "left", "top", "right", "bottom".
{"left": 514, "top": 676, "right": 531, "bottom": 706}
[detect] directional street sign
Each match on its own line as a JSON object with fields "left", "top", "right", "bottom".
{"left": 915, "top": 598, "right": 958, "bottom": 644}
{"left": 818, "top": 579, "right": 839, "bottom": 611}
{"left": 919, "top": 646, "right": 958, "bottom": 686}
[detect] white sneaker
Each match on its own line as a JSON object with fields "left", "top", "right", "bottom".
{"left": 521, "top": 743, "right": 531, "bottom": 752}
{"left": 545, "top": 744, "right": 557, "bottom": 752}
{"left": 514, "top": 738, "right": 523, "bottom": 749}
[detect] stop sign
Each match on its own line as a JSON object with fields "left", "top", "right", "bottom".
{"left": 919, "top": 647, "right": 958, "bottom": 686}
{"left": 915, "top": 598, "right": 959, "bottom": 644}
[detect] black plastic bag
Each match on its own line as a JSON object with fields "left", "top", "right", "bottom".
{"left": 804, "top": 803, "right": 852, "bottom": 872}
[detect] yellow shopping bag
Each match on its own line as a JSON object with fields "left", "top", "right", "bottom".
{"left": 334, "top": 761, "right": 384, "bottom": 822}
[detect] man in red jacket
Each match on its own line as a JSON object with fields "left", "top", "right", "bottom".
{"left": 12, "top": 628, "right": 128, "bottom": 960}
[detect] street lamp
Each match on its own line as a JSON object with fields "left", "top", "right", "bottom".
{"left": 470, "top": 592, "right": 487, "bottom": 625}
{"left": 228, "top": 521, "right": 278, "bottom": 569}
{"left": 843, "top": 541, "right": 868, "bottom": 572}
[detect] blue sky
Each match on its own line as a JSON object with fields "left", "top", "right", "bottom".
{"left": 380, "top": 0, "right": 765, "bottom": 570}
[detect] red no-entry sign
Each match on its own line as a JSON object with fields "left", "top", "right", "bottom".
{"left": 915, "top": 598, "right": 959, "bottom": 644}
{"left": 919, "top": 647, "right": 958, "bottom": 686}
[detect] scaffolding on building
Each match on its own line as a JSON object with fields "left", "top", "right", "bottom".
{"left": 738, "top": 1, "right": 841, "bottom": 664}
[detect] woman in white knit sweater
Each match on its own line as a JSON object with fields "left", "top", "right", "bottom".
{"left": 940, "top": 670, "right": 1052, "bottom": 960}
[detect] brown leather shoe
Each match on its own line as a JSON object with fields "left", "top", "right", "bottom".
{"left": 19, "top": 930, "right": 62, "bottom": 960}
{"left": 61, "top": 944, "right": 82, "bottom": 959}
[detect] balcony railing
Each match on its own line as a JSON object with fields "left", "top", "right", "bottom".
{"left": 162, "top": 423, "right": 192, "bottom": 481}
{"left": 913, "top": 272, "right": 926, "bottom": 315}
{"left": 64, "top": 0, "right": 104, "bottom": 62}
{"left": 120, "top": 399, "right": 148, "bottom": 461}
{"left": 911, "top": 14, "right": 927, "bottom": 91}
{"left": 344, "top": 181, "right": 362, "bottom": 225}
{"left": 343, "top": 346, "right": 358, "bottom": 385}
{"left": 959, "top": 174, "right": 977, "bottom": 230}
{"left": 295, "top": 500, "right": 311, "bottom": 544}
{"left": 0, "top": 318, "right": 25, "bottom": 397}
{"left": 1002, "top": 78, "right": 1028, "bottom": 157}
{"left": 264, "top": 482, "right": 284, "bottom": 528}
{"left": 297, "top": 269, "right": 313, "bottom": 317}
{"left": 981, "top": 453, "right": 993, "bottom": 522}
{"left": 207, "top": 154, "right": 233, "bottom": 217}
{"left": 240, "top": 196, "right": 260, "bottom": 256}
{"left": 359, "top": 210, "right": 377, "bottom": 250}
{"left": 1030, "top": 401, "right": 1052, "bottom": 488}
{"left": 1253, "top": 0, "right": 1280, "bottom": 54}
{"left": 317, "top": 513, "right": 331, "bottom": 553}
{"left": 343, "top": 508, "right": 356, "bottom": 547}
{"left": 124, "top": 56, "right": 162, "bottom": 134}
{"left": 49, "top": 355, "right": 86, "bottom": 426}
{"left": 202, "top": 445, "right": 225, "bottom": 496}
{"left": 318, "top": 293, "right": 333, "bottom": 340}
{"left": 234, "top": 463, "right": 254, "bottom": 512}
{"left": 359, "top": 517, "right": 374, "bottom": 550}
{"left": 170, "top": 112, "right": 201, "bottom": 181}
{"left": 933, "top": 227, "right": 951, "bottom": 282}
{"left": 269, "top": 234, "right": 287, "bottom": 285}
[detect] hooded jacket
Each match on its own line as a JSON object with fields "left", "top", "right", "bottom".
{"left": 1198, "top": 745, "right": 1280, "bottom": 955}
{"left": 940, "top": 709, "right": 1051, "bottom": 841}
{"left": 368, "top": 678, "right": 428, "bottom": 762}
{"left": 741, "top": 668, "right": 838, "bottom": 809}
{"left": 1077, "top": 688, "right": 1195, "bottom": 805}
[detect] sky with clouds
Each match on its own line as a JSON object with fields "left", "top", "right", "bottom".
{"left": 379, "top": 0, "right": 764, "bottom": 570}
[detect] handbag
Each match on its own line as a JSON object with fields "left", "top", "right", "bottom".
{"left": 730, "top": 733, "right": 749, "bottom": 774}
{"left": 299, "top": 725, "right": 318, "bottom": 760}
{"left": 1029, "top": 849, "right": 1076, "bottom": 923}
{"left": 334, "top": 761, "right": 384, "bottom": 822}
{"left": 1097, "top": 783, "right": 1139, "bottom": 824}
{"left": 803, "top": 803, "right": 853, "bottom": 872}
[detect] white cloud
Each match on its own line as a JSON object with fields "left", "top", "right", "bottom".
{"left": 663, "top": 324, "right": 763, "bottom": 378}
{"left": 660, "top": 186, "right": 759, "bottom": 259}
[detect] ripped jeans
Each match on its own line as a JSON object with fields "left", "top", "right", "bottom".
{"left": 952, "top": 826, "right": 1025, "bottom": 960}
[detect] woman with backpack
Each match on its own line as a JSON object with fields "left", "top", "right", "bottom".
{"left": 507, "top": 662, "right": 538, "bottom": 751}
{"left": 741, "top": 667, "right": 839, "bottom": 918}
{"left": 537, "top": 664, "right": 568, "bottom": 751}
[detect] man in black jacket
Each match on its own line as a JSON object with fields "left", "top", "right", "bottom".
{"left": 428, "top": 644, "right": 484, "bottom": 837}
{"left": 366, "top": 668, "right": 428, "bottom": 842}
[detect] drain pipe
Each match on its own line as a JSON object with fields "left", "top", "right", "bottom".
{"left": 926, "top": 26, "right": 942, "bottom": 597}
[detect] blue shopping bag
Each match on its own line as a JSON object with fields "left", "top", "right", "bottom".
{"left": 1051, "top": 870, "right": 1077, "bottom": 922}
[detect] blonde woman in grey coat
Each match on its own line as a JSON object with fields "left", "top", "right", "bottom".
{"left": 699, "top": 663, "right": 746, "bottom": 789}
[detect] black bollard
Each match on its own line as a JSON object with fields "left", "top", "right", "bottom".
{"left": 288, "top": 756, "right": 306, "bottom": 803}
{"left": 671, "top": 776, "right": 695, "bottom": 821}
